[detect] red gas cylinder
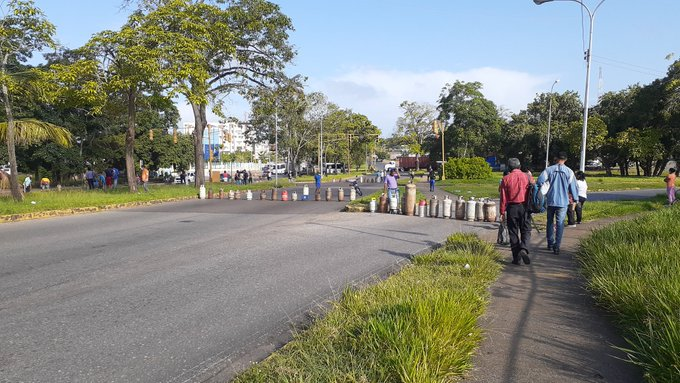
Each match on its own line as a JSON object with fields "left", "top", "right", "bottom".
{"left": 281, "top": 190, "right": 289, "bottom": 201}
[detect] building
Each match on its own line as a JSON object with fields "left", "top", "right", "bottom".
{"left": 179, "top": 121, "right": 270, "bottom": 161}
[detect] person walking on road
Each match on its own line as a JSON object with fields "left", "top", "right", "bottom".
{"left": 428, "top": 168, "right": 436, "bottom": 192}
{"left": 384, "top": 169, "right": 400, "bottom": 209}
{"left": 500, "top": 158, "right": 531, "bottom": 265}
{"left": 664, "top": 167, "right": 676, "bottom": 205}
{"left": 575, "top": 171, "right": 588, "bottom": 224}
{"left": 314, "top": 172, "right": 322, "bottom": 194}
{"left": 537, "top": 152, "right": 579, "bottom": 255}
{"left": 140, "top": 165, "right": 150, "bottom": 192}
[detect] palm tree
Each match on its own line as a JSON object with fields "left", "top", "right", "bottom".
{"left": 0, "top": 119, "right": 72, "bottom": 201}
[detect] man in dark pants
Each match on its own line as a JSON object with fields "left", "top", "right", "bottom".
{"left": 500, "top": 158, "right": 531, "bottom": 265}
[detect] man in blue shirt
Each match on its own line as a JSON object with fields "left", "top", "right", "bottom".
{"left": 537, "top": 152, "right": 579, "bottom": 255}
{"left": 314, "top": 172, "right": 322, "bottom": 193}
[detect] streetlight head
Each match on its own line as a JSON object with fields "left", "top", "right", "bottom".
{"left": 555, "top": 79, "right": 560, "bottom": 84}
{"left": 533, "top": 0, "right": 554, "bottom": 4}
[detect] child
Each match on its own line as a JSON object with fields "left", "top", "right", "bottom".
{"left": 575, "top": 171, "right": 588, "bottom": 224}
{"left": 665, "top": 168, "right": 676, "bottom": 205}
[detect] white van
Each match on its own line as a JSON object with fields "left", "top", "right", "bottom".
{"left": 268, "top": 163, "right": 286, "bottom": 175}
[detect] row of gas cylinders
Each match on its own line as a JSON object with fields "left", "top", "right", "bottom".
{"left": 198, "top": 185, "right": 357, "bottom": 202}
{"left": 369, "top": 194, "right": 497, "bottom": 222}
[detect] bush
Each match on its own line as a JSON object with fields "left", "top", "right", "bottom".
{"left": 443, "top": 157, "right": 492, "bottom": 179}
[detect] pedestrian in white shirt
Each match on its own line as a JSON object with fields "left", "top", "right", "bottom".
{"left": 575, "top": 171, "right": 588, "bottom": 224}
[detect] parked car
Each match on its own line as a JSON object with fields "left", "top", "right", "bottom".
{"left": 585, "top": 160, "right": 602, "bottom": 170}
{"left": 174, "top": 171, "right": 195, "bottom": 184}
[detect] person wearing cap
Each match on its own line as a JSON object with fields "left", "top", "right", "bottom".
{"left": 500, "top": 158, "right": 531, "bottom": 265}
{"left": 537, "top": 151, "right": 579, "bottom": 255}
{"left": 383, "top": 168, "right": 400, "bottom": 210}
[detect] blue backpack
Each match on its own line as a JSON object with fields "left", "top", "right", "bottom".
{"left": 526, "top": 175, "right": 546, "bottom": 214}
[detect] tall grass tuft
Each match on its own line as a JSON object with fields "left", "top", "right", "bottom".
{"left": 578, "top": 207, "right": 680, "bottom": 382}
{"left": 234, "top": 234, "right": 502, "bottom": 382}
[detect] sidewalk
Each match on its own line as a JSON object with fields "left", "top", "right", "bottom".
{"left": 464, "top": 216, "right": 643, "bottom": 383}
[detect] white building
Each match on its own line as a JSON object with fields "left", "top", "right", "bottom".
{"left": 179, "top": 121, "right": 270, "bottom": 161}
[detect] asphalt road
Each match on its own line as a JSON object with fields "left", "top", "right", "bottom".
{"left": 0, "top": 196, "right": 478, "bottom": 383}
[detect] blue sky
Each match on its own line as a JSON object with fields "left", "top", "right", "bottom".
{"left": 29, "top": 0, "right": 680, "bottom": 136}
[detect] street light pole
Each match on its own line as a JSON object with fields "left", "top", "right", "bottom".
{"left": 545, "top": 79, "right": 560, "bottom": 168}
{"left": 534, "top": 0, "right": 605, "bottom": 172}
{"left": 275, "top": 108, "right": 278, "bottom": 188}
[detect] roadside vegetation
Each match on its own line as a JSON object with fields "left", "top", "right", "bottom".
{"left": 439, "top": 172, "right": 665, "bottom": 200}
{"left": 234, "top": 233, "right": 502, "bottom": 382}
{"left": 577, "top": 207, "right": 680, "bottom": 382}
{"left": 0, "top": 181, "right": 292, "bottom": 216}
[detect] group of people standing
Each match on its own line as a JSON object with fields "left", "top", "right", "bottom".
{"left": 85, "top": 166, "right": 120, "bottom": 191}
{"left": 499, "top": 152, "right": 589, "bottom": 265}
{"left": 222, "top": 170, "right": 253, "bottom": 184}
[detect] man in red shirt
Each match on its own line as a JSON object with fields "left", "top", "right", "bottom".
{"left": 500, "top": 158, "right": 531, "bottom": 265}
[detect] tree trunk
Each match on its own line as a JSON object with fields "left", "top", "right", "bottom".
{"left": 125, "top": 88, "right": 138, "bottom": 192}
{"left": 415, "top": 152, "right": 420, "bottom": 171}
{"left": 1, "top": 54, "right": 22, "bottom": 202}
{"left": 191, "top": 102, "right": 207, "bottom": 186}
{"left": 635, "top": 161, "right": 641, "bottom": 176}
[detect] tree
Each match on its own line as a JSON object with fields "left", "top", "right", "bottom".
{"left": 436, "top": 81, "right": 503, "bottom": 159}
{"left": 143, "top": 0, "right": 295, "bottom": 186}
{"left": 394, "top": 101, "right": 436, "bottom": 170}
{"left": 0, "top": 0, "right": 56, "bottom": 201}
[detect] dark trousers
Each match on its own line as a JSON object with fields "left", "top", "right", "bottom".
{"left": 575, "top": 197, "right": 587, "bottom": 223}
{"left": 567, "top": 203, "right": 576, "bottom": 225}
{"left": 506, "top": 203, "right": 531, "bottom": 261}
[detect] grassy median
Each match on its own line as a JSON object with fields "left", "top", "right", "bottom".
{"left": 234, "top": 233, "right": 502, "bottom": 382}
{"left": 578, "top": 207, "right": 680, "bottom": 382}
{"left": 0, "top": 181, "right": 293, "bottom": 216}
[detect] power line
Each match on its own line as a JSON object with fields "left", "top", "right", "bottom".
{"left": 593, "top": 55, "right": 666, "bottom": 74}
{"left": 592, "top": 57, "right": 665, "bottom": 77}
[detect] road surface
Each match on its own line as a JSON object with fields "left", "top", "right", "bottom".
{"left": 0, "top": 197, "right": 477, "bottom": 383}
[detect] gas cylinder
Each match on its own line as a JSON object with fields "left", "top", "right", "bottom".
{"left": 272, "top": 188, "right": 278, "bottom": 201}
{"left": 369, "top": 198, "right": 377, "bottom": 213}
{"left": 291, "top": 191, "right": 298, "bottom": 201}
{"left": 405, "top": 184, "right": 416, "bottom": 216}
{"left": 455, "top": 196, "right": 466, "bottom": 220}
{"left": 302, "top": 184, "right": 309, "bottom": 200}
{"left": 325, "top": 187, "right": 332, "bottom": 201}
{"left": 476, "top": 198, "right": 485, "bottom": 221}
{"left": 442, "top": 196, "right": 452, "bottom": 218}
{"left": 429, "top": 195, "right": 438, "bottom": 217}
{"left": 484, "top": 199, "right": 497, "bottom": 222}
{"left": 315, "top": 190, "right": 321, "bottom": 201}
{"left": 199, "top": 185, "right": 206, "bottom": 199}
{"left": 207, "top": 189, "right": 213, "bottom": 199}
{"left": 281, "top": 190, "right": 289, "bottom": 201}
{"left": 349, "top": 187, "right": 356, "bottom": 201}
{"left": 338, "top": 188, "right": 345, "bottom": 202}
{"left": 389, "top": 195, "right": 398, "bottom": 213}
{"left": 235, "top": 190, "right": 242, "bottom": 200}
{"left": 379, "top": 193, "right": 388, "bottom": 213}
{"left": 246, "top": 190, "right": 253, "bottom": 200}
{"left": 218, "top": 188, "right": 224, "bottom": 199}
{"left": 466, "top": 197, "right": 477, "bottom": 221}
{"left": 418, "top": 200, "right": 427, "bottom": 217}
{"left": 260, "top": 190, "right": 267, "bottom": 200}
{"left": 228, "top": 190, "right": 235, "bottom": 200}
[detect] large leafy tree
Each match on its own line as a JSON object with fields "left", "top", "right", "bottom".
{"left": 394, "top": 101, "right": 436, "bottom": 170}
{"left": 143, "top": 0, "right": 295, "bottom": 186}
{"left": 0, "top": 0, "right": 57, "bottom": 201}
{"left": 436, "top": 81, "right": 503, "bottom": 159}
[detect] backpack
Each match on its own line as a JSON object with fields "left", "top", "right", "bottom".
{"left": 525, "top": 174, "right": 546, "bottom": 214}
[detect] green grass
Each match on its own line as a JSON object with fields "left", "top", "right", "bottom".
{"left": 439, "top": 173, "right": 665, "bottom": 200}
{"left": 577, "top": 207, "right": 680, "bottom": 382}
{"left": 0, "top": 181, "right": 292, "bottom": 216}
{"left": 233, "top": 233, "right": 502, "bottom": 382}
{"left": 531, "top": 195, "right": 667, "bottom": 225}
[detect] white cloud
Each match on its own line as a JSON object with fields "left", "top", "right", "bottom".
{"left": 313, "top": 67, "right": 551, "bottom": 136}
{"left": 177, "top": 67, "right": 552, "bottom": 138}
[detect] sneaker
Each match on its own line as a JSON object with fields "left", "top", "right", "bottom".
{"left": 519, "top": 249, "right": 531, "bottom": 265}
{"left": 553, "top": 247, "right": 560, "bottom": 255}
{"left": 576, "top": 222, "right": 582, "bottom": 224}
{"left": 568, "top": 224, "right": 577, "bottom": 228}
{"left": 511, "top": 259, "right": 521, "bottom": 265}
{"left": 547, "top": 244, "right": 554, "bottom": 251}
